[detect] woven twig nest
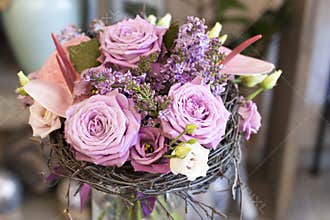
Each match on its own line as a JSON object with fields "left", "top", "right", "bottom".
{"left": 48, "top": 81, "right": 241, "bottom": 201}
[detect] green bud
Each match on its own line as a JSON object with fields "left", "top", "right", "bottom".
{"left": 208, "top": 22, "right": 222, "bottom": 38}
{"left": 16, "top": 87, "right": 28, "bottom": 96}
{"left": 240, "top": 74, "right": 267, "bottom": 88}
{"left": 219, "top": 34, "right": 228, "bottom": 44}
{"left": 174, "top": 144, "right": 192, "bottom": 159}
{"left": 17, "top": 71, "right": 29, "bottom": 86}
{"left": 185, "top": 124, "right": 198, "bottom": 135}
{"left": 157, "top": 13, "right": 172, "bottom": 28}
{"left": 260, "top": 70, "right": 282, "bottom": 90}
{"left": 187, "top": 139, "right": 197, "bottom": 144}
{"left": 147, "top": 14, "right": 157, "bottom": 25}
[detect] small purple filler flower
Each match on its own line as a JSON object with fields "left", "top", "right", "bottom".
{"left": 238, "top": 100, "right": 261, "bottom": 140}
{"left": 99, "top": 15, "right": 166, "bottom": 68}
{"left": 160, "top": 77, "right": 230, "bottom": 149}
{"left": 65, "top": 90, "right": 141, "bottom": 167}
{"left": 130, "top": 127, "right": 170, "bottom": 174}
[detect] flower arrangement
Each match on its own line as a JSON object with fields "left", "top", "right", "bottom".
{"left": 16, "top": 13, "right": 281, "bottom": 219}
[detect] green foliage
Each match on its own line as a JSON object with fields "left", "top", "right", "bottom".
{"left": 135, "top": 53, "right": 158, "bottom": 75}
{"left": 163, "top": 22, "right": 179, "bottom": 50}
{"left": 68, "top": 38, "right": 100, "bottom": 73}
{"left": 128, "top": 81, "right": 170, "bottom": 118}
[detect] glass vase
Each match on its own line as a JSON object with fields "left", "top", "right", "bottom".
{"left": 91, "top": 189, "right": 185, "bottom": 220}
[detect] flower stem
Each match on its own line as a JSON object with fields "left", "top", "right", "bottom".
{"left": 136, "top": 200, "right": 143, "bottom": 220}
{"left": 246, "top": 87, "right": 264, "bottom": 100}
{"left": 169, "top": 131, "right": 186, "bottom": 146}
{"left": 234, "top": 78, "right": 242, "bottom": 84}
{"left": 127, "top": 206, "right": 134, "bottom": 220}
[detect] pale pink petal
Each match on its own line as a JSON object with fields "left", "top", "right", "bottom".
{"left": 220, "top": 47, "right": 275, "bottom": 76}
{"left": 38, "top": 36, "right": 90, "bottom": 88}
{"left": 24, "top": 80, "right": 73, "bottom": 117}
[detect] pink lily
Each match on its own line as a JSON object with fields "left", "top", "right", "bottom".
{"left": 23, "top": 35, "right": 90, "bottom": 117}
{"left": 219, "top": 35, "right": 275, "bottom": 75}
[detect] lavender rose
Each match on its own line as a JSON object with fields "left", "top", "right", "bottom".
{"left": 65, "top": 90, "right": 141, "bottom": 167}
{"left": 99, "top": 15, "right": 166, "bottom": 68}
{"left": 238, "top": 100, "right": 261, "bottom": 140}
{"left": 160, "top": 77, "right": 230, "bottom": 149}
{"left": 130, "top": 127, "right": 170, "bottom": 174}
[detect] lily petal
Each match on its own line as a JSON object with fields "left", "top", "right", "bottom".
{"left": 220, "top": 47, "right": 275, "bottom": 75}
{"left": 24, "top": 80, "right": 73, "bottom": 117}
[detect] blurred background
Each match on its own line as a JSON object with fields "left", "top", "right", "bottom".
{"left": 0, "top": 0, "right": 329, "bottom": 219}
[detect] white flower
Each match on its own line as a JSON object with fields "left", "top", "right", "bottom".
{"left": 29, "top": 102, "right": 61, "bottom": 138}
{"left": 208, "top": 22, "right": 222, "bottom": 38}
{"left": 157, "top": 13, "right": 172, "bottom": 28}
{"left": 170, "top": 142, "right": 210, "bottom": 181}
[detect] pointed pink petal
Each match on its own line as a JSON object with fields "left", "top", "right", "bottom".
{"left": 24, "top": 80, "right": 73, "bottom": 117}
{"left": 38, "top": 36, "right": 90, "bottom": 90}
{"left": 79, "top": 183, "right": 90, "bottom": 212}
{"left": 51, "top": 33, "right": 78, "bottom": 94}
{"left": 220, "top": 35, "right": 262, "bottom": 66}
{"left": 219, "top": 47, "right": 275, "bottom": 75}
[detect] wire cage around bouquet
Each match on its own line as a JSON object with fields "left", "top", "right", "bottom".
{"left": 48, "top": 80, "right": 241, "bottom": 200}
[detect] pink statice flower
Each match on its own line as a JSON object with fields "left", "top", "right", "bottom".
{"left": 98, "top": 15, "right": 166, "bottom": 68}
{"left": 130, "top": 127, "right": 170, "bottom": 174}
{"left": 238, "top": 99, "right": 261, "bottom": 140}
{"left": 64, "top": 90, "right": 141, "bottom": 167}
{"left": 160, "top": 76, "right": 230, "bottom": 149}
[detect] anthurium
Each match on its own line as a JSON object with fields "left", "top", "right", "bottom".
{"left": 23, "top": 35, "right": 90, "bottom": 117}
{"left": 219, "top": 35, "right": 275, "bottom": 75}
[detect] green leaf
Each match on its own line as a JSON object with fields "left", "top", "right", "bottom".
{"left": 68, "top": 38, "right": 101, "bottom": 73}
{"left": 163, "top": 22, "right": 179, "bottom": 50}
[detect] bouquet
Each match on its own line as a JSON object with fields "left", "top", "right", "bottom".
{"left": 16, "top": 13, "right": 281, "bottom": 219}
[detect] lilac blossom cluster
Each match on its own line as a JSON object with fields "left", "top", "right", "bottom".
{"left": 161, "top": 17, "right": 227, "bottom": 95}
{"left": 162, "top": 16, "right": 210, "bottom": 84}
{"left": 80, "top": 66, "right": 145, "bottom": 96}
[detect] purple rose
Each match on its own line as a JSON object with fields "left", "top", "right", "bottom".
{"left": 238, "top": 100, "right": 261, "bottom": 140}
{"left": 99, "top": 15, "right": 166, "bottom": 68}
{"left": 160, "top": 77, "right": 230, "bottom": 149}
{"left": 64, "top": 90, "right": 141, "bottom": 167}
{"left": 130, "top": 127, "right": 170, "bottom": 174}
